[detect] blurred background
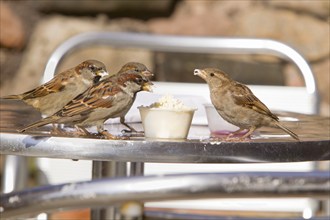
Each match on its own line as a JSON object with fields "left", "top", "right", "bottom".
{"left": 0, "top": 0, "right": 329, "bottom": 116}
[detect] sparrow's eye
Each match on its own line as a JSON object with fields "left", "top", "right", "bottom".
{"left": 135, "top": 77, "right": 143, "bottom": 84}
{"left": 210, "top": 73, "right": 215, "bottom": 77}
{"left": 89, "top": 65, "right": 96, "bottom": 71}
{"left": 135, "top": 68, "right": 139, "bottom": 72}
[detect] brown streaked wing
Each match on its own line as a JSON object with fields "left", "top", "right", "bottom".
{"left": 23, "top": 70, "right": 74, "bottom": 99}
{"left": 232, "top": 82, "right": 278, "bottom": 120}
{"left": 57, "top": 80, "right": 121, "bottom": 117}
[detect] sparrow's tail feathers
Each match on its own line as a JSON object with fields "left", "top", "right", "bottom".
{"left": 19, "top": 117, "right": 59, "bottom": 133}
{"left": 275, "top": 121, "right": 300, "bottom": 141}
{"left": 1, "top": 94, "right": 23, "bottom": 100}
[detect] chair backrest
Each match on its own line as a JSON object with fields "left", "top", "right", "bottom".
{"left": 43, "top": 32, "right": 319, "bottom": 115}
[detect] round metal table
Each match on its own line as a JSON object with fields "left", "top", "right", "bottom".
{"left": 0, "top": 100, "right": 329, "bottom": 219}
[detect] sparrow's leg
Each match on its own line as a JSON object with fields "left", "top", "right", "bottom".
{"left": 240, "top": 126, "right": 257, "bottom": 140}
{"left": 120, "top": 116, "right": 139, "bottom": 133}
{"left": 100, "top": 130, "right": 130, "bottom": 140}
{"left": 50, "top": 124, "right": 66, "bottom": 135}
{"left": 99, "top": 130, "right": 117, "bottom": 139}
{"left": 225, "top": 127, "right": 255, "bottom": 141}
{"left": 76, "top": 126, "right": 91, "bottom": 135}
{"left": 71, "top": 125, "right": 92, "bottom": 137}
{"left": 97, "top": 124, "right": 128, "bottom": 140}
{"left": 226, "top": 128, "right": 245, "bottom": 140}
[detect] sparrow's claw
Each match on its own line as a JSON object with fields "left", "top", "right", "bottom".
{"left": 99, "top": 130, "right": 129, "bottom": 140}
{"left": 120, "top": 116, "right": 142, "bottom": 134}
{"left": 121, "top": 129, "right": 144, "bottom": 134}
{"left": 121, "top": 129, "right": 134, "bottom": 134}
{"left": 222, "top": 127, "right": 254, "bottom": 141}
{"left": 224, "top": 136, "right": 250, "bottom": 142}
{"left": 100, "top": 131, "right": 116, "bottom": 139}
{"left": 210, "top": 136, "right": 245, "bottom": 142}
{"left": 50, "top": 124, "right": 66, "bottom": 136}
{"left": 65, "top": 125, "right": 92, "bottom": 137}
{"left": 209, "top": 137, "right": 224, "bottom": 142}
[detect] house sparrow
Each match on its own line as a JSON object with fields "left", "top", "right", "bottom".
{"left": 109, "top": 62, "right": 153, "bottom": 132}
{"left": 20, "top": 70, "right": 153, "bottom": 139}
{"left": 194, "top": 68, "right": 299, "bottom": 141}
{"left": 2, "top": 59, "right": 108, "bottom": 116}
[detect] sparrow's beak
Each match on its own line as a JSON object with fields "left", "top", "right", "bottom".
{"left": 96, "top": 69, "right": 109, "bottom": 79}
{"left": 142, "top": 70, "right": 154, "bottom": 78}
{"left": 193, "top": 69, "right": 207, "bottom": 80}
{"left": 142, "top": 81, "right": 153, "bottom": 92}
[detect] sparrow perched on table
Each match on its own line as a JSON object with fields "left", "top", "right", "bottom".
{"left": 108, "top": 62, "right": 153, "bottom": 132}
{"left": 2, "top": 60, "right": 109, "bottom": 116}
{"left": 194, "top": 68, "right": 299, "bottom": 141}
{"left": 20, "top": 69, "right": 153, "bottom": 139}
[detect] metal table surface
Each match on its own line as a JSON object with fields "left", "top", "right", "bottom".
{"left": 0, "top": 100, "right": 329, "bottom": 163}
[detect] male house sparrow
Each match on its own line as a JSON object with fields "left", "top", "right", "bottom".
{"left": 20, "top": 69, "right": 153, "bottom": 139}
{"left": 2, "top": 60, "right": 108, "bottom": 116}
{"left": 116, "top": 62, "right": 153, "bottom": 132}
{"left": 194, "top": 68, "right": 299, "bottom": 141}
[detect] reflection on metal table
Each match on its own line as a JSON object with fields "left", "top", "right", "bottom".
{"left": 0, "top": 100, "right": 329, "bottom": 163}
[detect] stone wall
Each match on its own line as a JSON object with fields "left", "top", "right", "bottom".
{"left": 0, "top": 0, "right": 329, "bottom": 115}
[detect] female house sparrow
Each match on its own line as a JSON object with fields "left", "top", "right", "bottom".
{"left": 194, "top": 68, "right": 299, "bottom": 141}
{"left": 2, "top": 60, "right": 108, "bottom": 116}
{"left": 20, "top": 70, "right": 153, "bottom": 139}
